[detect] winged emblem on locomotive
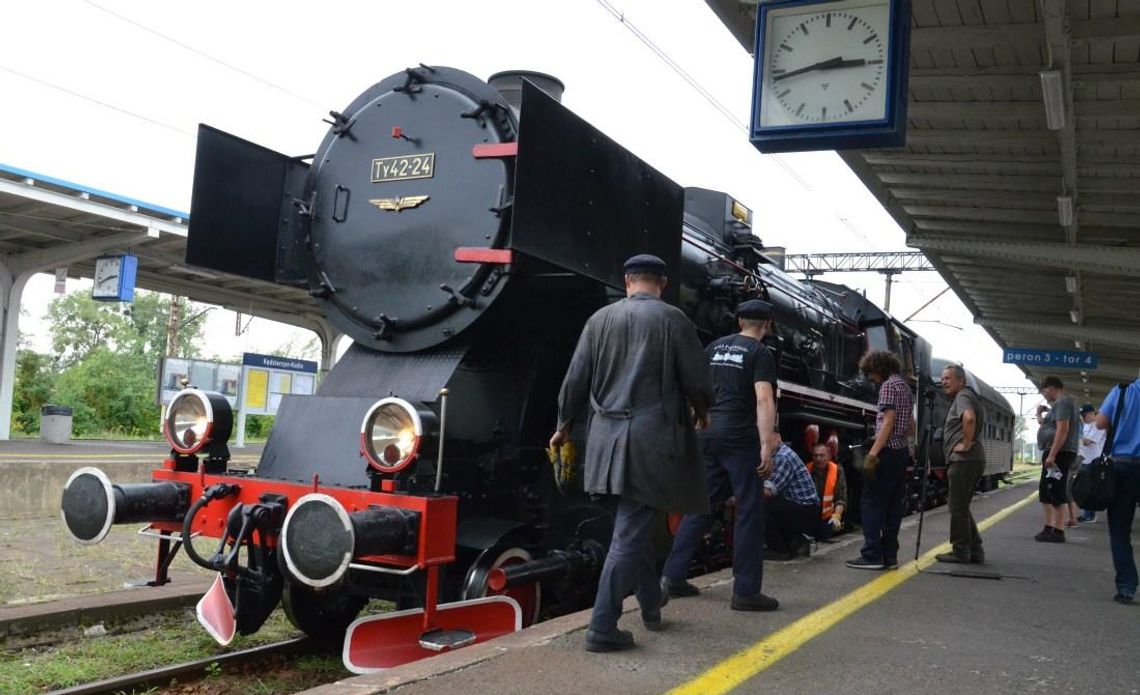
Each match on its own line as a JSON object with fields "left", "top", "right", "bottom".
{"left": 369, "top": 195, "right": 430, "bottom": 212}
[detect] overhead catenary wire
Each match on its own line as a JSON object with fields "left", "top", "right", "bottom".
{"left": 82, "top": 0, "right": 327, "bottom": 111}
{"left": 0, "top": 64, "right": 196, "bottom": 138}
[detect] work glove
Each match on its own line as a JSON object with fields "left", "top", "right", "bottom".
{"left": 863, "top": 453, "right": 880, "bottom": 481}
{"left": 546, "top": 441, "right": 577, "bottom": 493}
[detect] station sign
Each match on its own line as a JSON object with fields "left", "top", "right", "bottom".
{"left": 240, "top": 352, "right": 318, "bottom": 416}
{"left": 1003, "top": 348, "right": 1098, "bottom": 370}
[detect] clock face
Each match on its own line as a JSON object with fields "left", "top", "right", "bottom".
{"left": 93, "top": 258, "right": 121, "bottom": 297}
{"left": 757, "top": 0, "right": 891, "bottom": 128}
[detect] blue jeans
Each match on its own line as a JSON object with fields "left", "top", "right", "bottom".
{"left": 1107, "top": 461, "right": 1140, "bottom": 598}
{"left": 589, "top": 498, "right": 662, "bottom": 632}
{"left": 662, "top": 435, "right": 765, "bottom": 597}
{"left": 860, "top": 447, "right": 908, "bottom": 563}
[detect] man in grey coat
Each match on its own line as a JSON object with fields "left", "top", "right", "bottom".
{"left": 551, "top": 253, "right": 714, "bottom": 653}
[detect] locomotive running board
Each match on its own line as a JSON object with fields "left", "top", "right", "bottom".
{"left": 343, "top": 596, "right": 521, "bottom": 674}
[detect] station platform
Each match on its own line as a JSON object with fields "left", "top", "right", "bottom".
{"left": 307, "top": 481, "right": 1137, "bottom": 695}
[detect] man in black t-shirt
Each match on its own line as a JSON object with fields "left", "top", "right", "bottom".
{"left": 661, "top": 299, "right": 780, "bottom": 612}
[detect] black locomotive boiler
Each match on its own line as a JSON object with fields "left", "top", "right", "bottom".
{"left": 59, "top": 65, "right": 1012, "bottom": 672}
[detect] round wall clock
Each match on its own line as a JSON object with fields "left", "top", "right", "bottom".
{"left": 750, "top": 0, "right": 911, "bottom": 153}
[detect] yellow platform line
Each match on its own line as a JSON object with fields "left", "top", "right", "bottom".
{"left": 667, "top": 489, "right": 1038, "bottom": 695}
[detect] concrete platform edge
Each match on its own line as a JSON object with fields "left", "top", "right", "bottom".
{"left": 0, "top": 577, "right": 212, "bottom": 638}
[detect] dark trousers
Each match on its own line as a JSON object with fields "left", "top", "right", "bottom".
{"left": 765, "top": 496, "right": 820, "bottom": 554}
{"left": 662, "top": 435, "right": 765, "bottom": 597}
{"left": 860, "top": 446, "right": 908, "bottom": 563}
{"left": 1107, "top": 461, "right": 1140, "bottom": 598}
{"left": 947, "top": 459, "right": 985, "bottom": 557}
{"left": 589, "top": 498, "right": 662, "bottom": 633}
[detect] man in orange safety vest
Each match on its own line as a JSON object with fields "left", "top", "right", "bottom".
{"left": 807, "top": 443, "right": 847, "bottom": 541}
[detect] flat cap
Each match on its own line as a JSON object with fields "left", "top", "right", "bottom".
{"left": 736, "top": 299, "right": 773, "bottom": 320}
{"left": 623, "top": 253, "right": 667, "bottom": 275}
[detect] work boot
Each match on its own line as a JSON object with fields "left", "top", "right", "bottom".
{"left": 662, "top": 577, "right": 700, "bottom": 597}
{"left": 1034, "top": 526, "right": 1055, "bottom": 542}
{"left": 970, "top": 549, "right": 985, "bottom": 564}
{"left": 642, "top": 579, "right": 670, "bottom": 631}
{"left": 731, "top": 593, "right": 779, "bottom": 612}
{"left": 935, "top": 551, "right": 970, "bottom": 564}
{"left": 585, "top": 628, "right": 635, "bottom": 652}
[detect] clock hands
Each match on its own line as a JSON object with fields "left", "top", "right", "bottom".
{"left": 773, "top": 56, "right": 868, "bottom": 82}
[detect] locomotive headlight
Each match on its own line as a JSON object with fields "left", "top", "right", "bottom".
{"left": 360, "top": 397, "right": 424, "bottom": 473}
{"left": 164, "top": 389, "right": 233, "bottom": 455}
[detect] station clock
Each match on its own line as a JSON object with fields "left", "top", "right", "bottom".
{"left": 749, "top": 0, "right": 911, "bottom": 153}
{"left": 91, "top": 254, "right": 138, "bottom": 302}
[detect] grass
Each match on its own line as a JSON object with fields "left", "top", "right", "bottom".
{"left": 0, "top": 608, "right": 346, "bottom": 694}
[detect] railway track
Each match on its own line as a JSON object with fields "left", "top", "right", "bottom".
{"left": 47, "top": 637, "right": 312, "bottom": 695}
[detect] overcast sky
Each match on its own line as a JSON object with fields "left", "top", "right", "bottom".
{"left": 0, "top": 0, "right": 1044, "bottom": 415}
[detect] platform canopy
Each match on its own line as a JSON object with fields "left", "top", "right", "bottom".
{"left": 708, "top": 0, "right": 1140, "bottom": 402}
{"left": 0, "top": 164, "right": 334, "bottom": 439}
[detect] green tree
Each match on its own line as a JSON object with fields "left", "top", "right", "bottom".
{"left": 52, "top": 348, "right": 158, "bottom": 436}
{"left": 40, "top": 290, "right": 210, "bottom": 436}
{"left": 12, "top": 349, "right": 56, "bottom": 434}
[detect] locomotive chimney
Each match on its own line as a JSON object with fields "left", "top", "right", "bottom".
{"left": 488, "top": 70, "right": 565, "bottom": 115}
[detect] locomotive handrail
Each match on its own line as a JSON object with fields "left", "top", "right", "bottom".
{"left": 348, "top": 561, "right": 421, "bottom": 577}
{"left": 136, "top": 524, "right": 200, "bottom": 541}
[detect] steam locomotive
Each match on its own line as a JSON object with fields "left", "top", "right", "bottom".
{"left": 60, "top": 66, "right": 1013, "bottom": 672}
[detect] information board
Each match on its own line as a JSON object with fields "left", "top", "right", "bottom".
{"left": 159, "top": 357, "right": 241, "bottom": 407}
{"left": 1002, "top": 348, "right": 1098, "bottom": 370}
{"left": 235, "top": 352, "right": 319, "bottom": 447}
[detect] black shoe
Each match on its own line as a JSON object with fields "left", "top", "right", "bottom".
{"left": 585, "top": 628, "right": 635, "bottom": 652}
{"left": 883, "top": 557, "right": 899, "bottom": 570}
{"left": 1112, "top": 593, "right": 1136, "bottom": 606}
{"left": 662, "top": 577, "right": 700, "bottom": 597}
{"left": 1046, "top": 527, "right": 1066, "bottom": 543}
{"left": 970, "top": 552, "right": 986, "bottom": 565}
{"left": 1034, "top": 526, "right": 1055, "bottom": 542}
{"left": 731, "top": 593, "right": 779, "bottom": 612}
{"left": 847, "top": 556, "right": 885, "bottom": 570}
{"left": 935, "top": 552, "right": 970, "bottom": 564}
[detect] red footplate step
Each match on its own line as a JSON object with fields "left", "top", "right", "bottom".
{"left": 343, "top": 596, "right": 522, "bottom": 673}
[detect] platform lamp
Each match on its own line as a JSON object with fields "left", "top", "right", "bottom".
{"left": 1040, "top": 69, "right": 1066, "bottom": 130}
{"left": 1057, "top": 195, "right": 1075, "bottom": 227}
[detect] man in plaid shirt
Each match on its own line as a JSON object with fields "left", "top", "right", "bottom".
{"left": 848, "top": 350, "right": 914, "bottom": 570}
{"left": 763, "top": 441, "right": 821, "bottom": 559}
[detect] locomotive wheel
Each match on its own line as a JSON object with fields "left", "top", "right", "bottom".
{"left": 281, "top": 582, "right": 367, "bottom": 643}
{"left": 462, "top": 546, "right": 541, "bottom": 627}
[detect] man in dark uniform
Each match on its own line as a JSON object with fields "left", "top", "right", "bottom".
{"left": 552, "top": 254, "right": 714, "bottom": 653}
{"left": 659, "top": 299, "right": 780, "bottom": 612}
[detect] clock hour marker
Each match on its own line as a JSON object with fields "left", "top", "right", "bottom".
{"left": 826, "top": 13, "right": 831, "bottom": 27}
{"left": 780, "top": 43, "right": 792, "bottom": 52}
{"left": 861, "top": 82, "right": 874, "bottom": 90}
{"left": 847, "top": 17, "right": 857, "bottom": 30}
{"left": 822, "top": 106, "right": 827, "bottom": 119}
{"left": 800, "top": 23, "right": 808, "bottom": 35}
{"left": 778, "top": 88, "right": 791, "bottom": 98}
{"left": 863, "top": 33, "right": 878, "bottom": 44}
{"left": 844, "top": 99, "right": 854, "bottom": 112}
{"left": 796, "top": 103, "right": 805, "bottom": 116}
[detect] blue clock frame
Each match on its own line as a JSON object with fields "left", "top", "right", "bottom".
{"left": 92, "top": 254, "right": 139, "bottom": 302}
{"left": 749, "top": 0, "right": 911, "bottom": 154}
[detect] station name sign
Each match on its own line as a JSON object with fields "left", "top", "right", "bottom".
{"left": 1003, "top": 348, "right": 1098, "bottom": 370}
{"left": 242, "top": 352, "right": 318, "bottom": 374}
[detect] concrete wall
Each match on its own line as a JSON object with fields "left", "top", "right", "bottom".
{"left": 1, "top": 460, "right": 162, "bottom": 520}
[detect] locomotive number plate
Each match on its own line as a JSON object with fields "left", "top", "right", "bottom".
{"left": 371, "top": 153, "right": 435, "bottom": 183}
